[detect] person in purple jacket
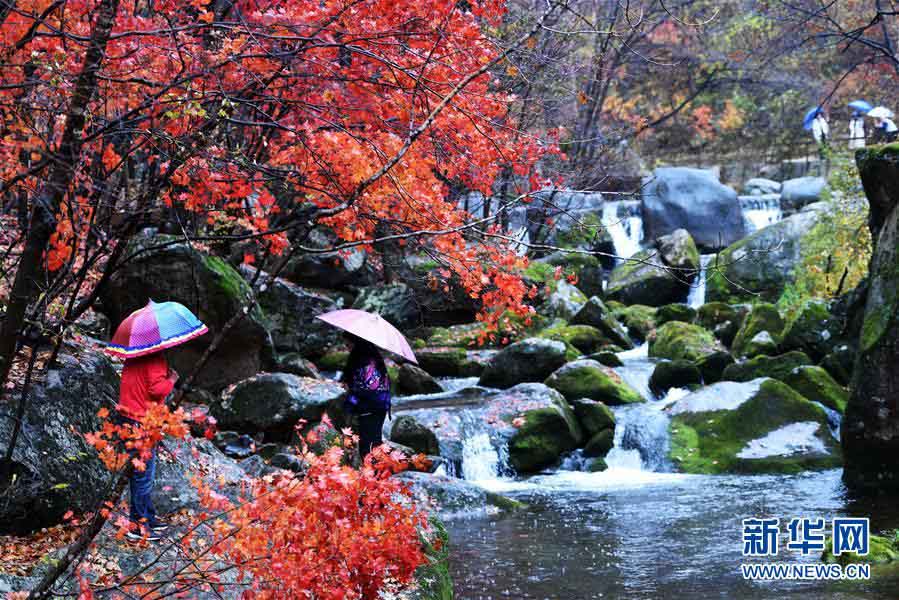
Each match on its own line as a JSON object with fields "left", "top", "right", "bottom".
{"left": 341, "top": 334, "right": 391, "bottom": 458}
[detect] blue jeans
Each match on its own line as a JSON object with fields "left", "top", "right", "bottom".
{"left": 117, "top": 415, "right": 158, "bottom": 526}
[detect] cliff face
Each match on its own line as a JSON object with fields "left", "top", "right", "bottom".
{"left": 842, "top": 144, "right": 899, "bottom": 493}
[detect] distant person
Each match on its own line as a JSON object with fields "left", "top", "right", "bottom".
{"left": 875, "top": 116, "right": 899, "bottom": 143}
{"left": 341, "top": 334, "right": 391, "bottom": 458}
{"left": 811, "top": 111, "right": 830, "bottom": 159}
{"left": 117, "top": 351, "right": 178, "bottom": 542}
{"left": 849, "top": 111, "right": 866, "bottom": 149}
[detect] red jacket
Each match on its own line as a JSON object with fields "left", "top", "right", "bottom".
{"left": 117, "top": 353, "right": 175, "bottom": 420}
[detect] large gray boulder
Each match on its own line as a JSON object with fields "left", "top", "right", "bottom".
{"left": 101, "top": 234, "right": 272, "bottom": 391}
{"left": 282, "top": 228, "right": 375, "bottom": 290}
{"left": 780, "top": 177, "right": 827, "bottom": 213}
{"left": 706, "top": 206, "right": 825, "bottom": 303}
{"left": 211, "top": 373, "right": 345, "bottom": 439}
{"left": 0, "top": 342, "right": 118, "bottom": 532}
{"left": 642, "top": 167, "right": 745, "bottom": 250}
{"left": 743, "top": 178, "right": 782, "bottom": 195}
{"left": 240, "top": 266, "right": 340, "bottom": 359}
{"left": 606, "top": 229, "right": 699, "bottom": 306}
{"left": 478, "top": 338, "right": 568, "bottom": 389}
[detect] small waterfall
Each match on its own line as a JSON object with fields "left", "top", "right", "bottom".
{"left": 461, "top": 431, "right": 505, "bottom": 482}
{"left": 686, "top": 254, "right": 714, "bottom": 309}
{"left": 602, "top": 201, "right": 643, "bottom": 261}
{"left": 740, "top": 194, "right": 782, "bottom": 232}
{"left": 605, "top": 387, "right": 689, "bottom": 472}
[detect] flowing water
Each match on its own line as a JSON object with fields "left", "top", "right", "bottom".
{"left": 602, "top": 201, "right": 643, "bottom": 262}
{"left": 741, "top": 195, "right": 783, "bottom": 232}
{"left": 687, "top": 254, "right": 714, "bottom": 309}
{"left": 435, "top": 346, "right": 899, "bottom": 599}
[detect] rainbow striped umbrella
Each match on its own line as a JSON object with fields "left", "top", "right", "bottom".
{"left": 106, "top": 301, "right": 208, "bottom": 359}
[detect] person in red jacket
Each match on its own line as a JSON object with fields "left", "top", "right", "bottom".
{"left": 116, "top": 352, "right": 178, "bottom": 541}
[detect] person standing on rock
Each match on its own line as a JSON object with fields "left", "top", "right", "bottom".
{"left": 116, "top": 352, "right": 179, "bottom": 541}
{"left": 341, "top": 334, "right": 391, "bottom": 459}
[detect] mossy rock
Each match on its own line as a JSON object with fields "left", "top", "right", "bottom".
{"left": 586, "top": 350, "right": 624, "bottom": 367}
{"left": 610, "top": 304, "right": 658, "bottom": 341}
{"left": 822, "top": 532, "right": 899, "bottom": 566}
{"left": 820, "top": 346, "right": 854, "bottom": 386}
{"left": 780, "top": 299, "right": 840, "bottom": 361}
{"left": 539, "top": 251, "right": 605, "bottom": 297}
{"left": 544, "top": 359, "right": 644, "bottom": 405}
{"left": 696, "top": 302, "right": 747, "bottom": 347}
{"left": 537, "top": 323, "right": 610, "bottom": 355}
{"left": 783, "top": 365, "right": 849, "bottom": 413}
{"left": 583, "top": 428, "right": 615, "bottom": 458}
{"left": 649, "top": 321, "right": 722, "bottom": 362}
{"left": 390, "top": 415, "right": 441, "bottom": 456}
{"left": 479, "top": 338, "right": 568, "bottom": 389}
{"left": 649, "top": 360, "right": 702, "bottom": 396}
{"left": 656, "top": 303, "right": 697, "bottom": 326}
{"left": 571, "top": 296, "right": 633, "bottom": 348}
{"left": 570, "top": 398, "right": 616, "bottom": 437}
{"left": 606, "top": 248, "right": 689, "bottom": 307}
{"left": 588, "top": 457, "right": 609, "bottom": 472}
{"left": 417, "top": 347, "right": 482, "bottom": 377}
{"left": 721, "top": 351, "right": 812, "bottom": 383}
{"left": 695, "top": 351, "right": 735, "bottom": 384}
{"left": 316, "top": 349, "right": 349, "bottom": 372}
{"left": 508, "top": 403, "right": 583, "bottom": 473}
{"left": 425, "top": 323, "right": 487, "bottom": 348}
{"left": 668, "top": 379, "right": 841, "bottom": 474}
{"left": 739, "top": 330, "right": 780, "bottom": 358}
{"left": 731, "top": 303, "right": 785, "bottom": 357}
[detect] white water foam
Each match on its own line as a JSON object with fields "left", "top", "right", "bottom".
{"left": 687, "top": 254, "right": 714, "bottom": 309}
{"left": 461, "top": 431, "right": 504, "bottom": 482}
{"left": 602, "top": 201, "right": 643, "bottom": 261}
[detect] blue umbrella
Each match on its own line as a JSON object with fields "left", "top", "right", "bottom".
{"left": 803, "top": 107, "right": 822, "bottom": 130}
{"left": 848, "top": 100, "right": 873, "bottom": 113}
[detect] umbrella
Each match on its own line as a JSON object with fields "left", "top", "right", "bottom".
{"left": 803, "top": 107, "right": 822, "bottom": 130}
{"left": 106, "top": 300, "right": 208, "bottom": 359}
{"left": 868, "top": 106, "right": 894, "bottom": 119}
{"left": 848, "top": 100, "right": 873, "bottom": 113}
{"left": 315, "top": 309, "right": 417, "bottom": 364}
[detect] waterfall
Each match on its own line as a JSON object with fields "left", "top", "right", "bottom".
{"left": 461, "top": 431, "right": 506, "bottom": 482}
{"left": 602, "top": 201, "right": 643, "bottom": 261}
{"left": 687, "top": 254, "right": 714, "bottom": 309}
{"left": 604, "top": 387, "right": 689, "bottom": 472}
{"left": 740, "top": 194, "right": 782, "bottom": 232}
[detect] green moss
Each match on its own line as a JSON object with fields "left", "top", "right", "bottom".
{"left": 317, "top": 350, "right": 349, "bottom": 371}
{"left": 416, "top": 347, "right": 480, "bottom": 377}
{"left": 545, "top": 360, "right": 643, "bottom": 405}
{"left": 649, "top": 321, "right": 720, "bottom": 362}
{"left": 508, "top": 406, "right": 582, "bottom": 472}
{"left": 570, "top": 398, "right": 616, "bottom": 436}
{"left": 656, "top": 303, "right": 696, "bottom": 325}
{"left": 780, "top": 299, "right": 834, "bottom": 359}
{"left": 588, "top": 457, "right": 609, "bottom": 472}
{"left": 823, "top": 532, "right": 899, "bottom": 566}
{"left": 861, "top": 304, "right": 892, "bottom": 352}
{"left": 649, "top": 360, "right": 702, "bottom": 396}
{"left": 696, "top": 302, "right": 746, "bottom": 346}
{"left": 537, "top": 323, "right": 609, "bottom": 355}
{"left": 426, "top": 323, "right": 487, "bottom": 348}
{"left": 583, "top": 428, "right": 615, "bottom": 458}
{"left": 610, "top": 304, "right": 658, "bottom": 341}
{"left": 731, "top": 303, "right": 785, "bottom": 356}
{"left": 485, "top": 492, "right": 527, "bottom": 512}
{"left": 783, "top": 365, "right": 849, "bottom": 413}
{"left": 721, "top": 351, "right": 812, "bottom": 383}
{"left": 668, "top": 379, "right": 841, "bottom": 474}
{"left": 410, "top": 517, "right": 454, "bottom": 600}
{"left": 202, "top": 254, "right": 265, "bottom": 322}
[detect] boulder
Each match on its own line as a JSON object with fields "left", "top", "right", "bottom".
{"left": 731, "top": 303, "right": 785, "bottom": 357}
{"left": 744, "top": 178, "right": 782, "bottom": 195}
{"left": 240, "top": 266, "right": 339, "bottom": 359}
{"left": 569, "top": 398, "right": 616, "bottom": 437}
{"left": 352, "top": 283, "right": 419, "bottom": 330}
{"left": 780, "top": 176, "right": 827, "bottom": 213}
{"left": 780, "top": 299, "right": 842, "bottom": 361}
{"left": 656, "top": 303, "right": 696, "bottom": 326}
{"left": 738, "top": 331, "right": 779, "bottom": 358}
{"left": 696, "top": 302, "right": 747, "bottom": 347}
{"left": 656, "top": 228, "right": 700, "bottom": 271}
{"left": 541, "top": 280, "right": 588, "bottom": 321}
{"left": 101, "top": 234, "right": 272, "bottom": 391}
{"left": 641, "top": 167, "right": 745, "bottom": 250}
{"left": 649, "top": 360, "right": 702, "bottom": 396}
{"left": 536, "top": 252, "right": 605, "bottom": 297}
{"left": 282, "top": 228, "right": 374, "bottom": 290}
{"left": 508, "top": 390, "right": 583, "bottom": 472}
{"left": 583, "top": 429, "right": 615, "bottom": 458}
{"left": 389, "top": 415, "right": 440, "bottom": 455}
{"left": 606, "top": 230, "right": 699, "bottom": 306}
{"left": 706, "top": 208, "right": 824, "bottom": 304}
{"left": 274, "top": 353, "right": 322, "bottom": 379}
{"left": 820, "top": 345, "right": 854, "bottom": 386}
{"left": 396, "top": 363, "right": 443, "bottom": 396}
{"left": 783, "top": 365, "right": 849, "bottom": 414}
{"left": 571, "top": 297, "right": 633, "bottom": 348}
{"left": 544, "top": 359, "right": 644, "bottom": 405}
{"left": 609, "top": 304, "right": 657, "bottom": 341}
{"left": 0, "top": 342, "right": 118, "bottom": 532}
{"left": 211, "top": 373, "right": 345, "bottom": 439}
{"left": 721, "top": 351, "right": 813, "bottom": 383}
{"left": 842, "top": 144, "right": 899, "bottom": 492}
{"left": 416, "top": 347, "right": 491, "bottom": 377}
{"left": 695, "top": 351, "right": 735, "bottom": 384}
{"left": 536, "top": 323, "right": 609, "bottom": 356}
{"left": 395, "top": 471, "right": 523, "bottom": 517}
{"left": 649, "top": 321, "right": 723, "bottom": 362}
{"left": 668, "top": 378, "right": 841, "bottom": 474}
{"left": 478, "top": 338, "right": 568, "bottom": 389}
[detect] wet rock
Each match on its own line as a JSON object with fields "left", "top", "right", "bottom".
{"left": 656, "top": 303, "right": 696, "bottom": 326}
{"left": 416, "top": 347, "right": 492, "bottom": 377}
{"left": 101, "top": 234, "right": 272, "bottom": 391}
{"left": 571, "top": 296, "right": 633, "bottom": 348}
{"left": 508, "top": 391, "right": 583, "bottom": 472}
{"left": 240, "top": 266, "right": 340, "bottom": 359}
{"left": 352, "top": 283, "right": 419, "bottom": 330}
{"left": 668, "top": 378, "right": 840, "bottom": 474}
{"left": 390, "top": 415, "right": 441, "bottom": 455}
{"left": 211, "top": 373, "right": 345, "bottom": 438}
{"left": 606, "top": 230, "right": 699, "bottom": 306}
{"left": 739, "top": 330, "right": 779, "bottom": 358}
{"left": 706, "top": 208, "right": 824, "bottom": 304}
{"left": 780, "top": 299, "right": 842, "bottom": 361}
{"left": 395, "top": 472, "right": 523, "bottom": 517}
{"left": 154, "top": 437, "right": 249, "bottom": 515}
{"left": 275, "top": 353, "right": 323, "bottom": 379}
{"left": 649, "top": 321, "right": 723, "bottom": 362}
{"left": 820, "top": 345, "right": 854, "bottom": 386}
{"left": 541, "top": 280, "right": 588, "bottom": 321}
{"left": 478, "top": 338, "right": 568, "bottom": 389}
{"left": 583, "top": 429, "right": 615, "bottom": 458}
{"left": 282, "top": 228, "right": 374, "bottom": 290}
{"left": 656, "top": 228, "right": 700, "bottom": 272}
{"left": 270, "top": 452, "right": 305, "bottom": 473}
{"left": 783, "top": 365, "right": 849, "bottom": 414}
{"left": 0, "top": 342, "right": 118, "bottom": 532}
{"left": 642, "top": 167, "right": 745, "bottom": 250}
{"left": 721, "top": 351, "right": 812, "bottom": 383}
{"left": 609, "top": 303, "right": 657, "bottom": 341}
{"left": 780, "top": 176, "right": 827, "bottom": 213}
{"left": 587, "top": 351, "right": 624, "bottom": 367}
{"left": 537, "top": 323, "right": 610, "bottom": 356}
{"left": 650, "top": 360, "right": 702, "bottom": 396}
{"left": 731, "top": 303, "right": 785, "bottom": 357}
{"left": 695, "top": 351, "right": 736, "bottom": 384}
{"left": 545, "top": 359, "right": 643, "bottom": 405}
{"left": 570, "top": 398, "right": 616, "bottom": 437}
{"left": 396, "top": 363, "right": 442, "bottom": 396}
{"left": 696, "top": 302, "right": 747, "bottom": 347}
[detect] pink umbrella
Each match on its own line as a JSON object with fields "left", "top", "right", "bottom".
{"left": 315, "top": 309, "right": 418, "bottom": 364}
